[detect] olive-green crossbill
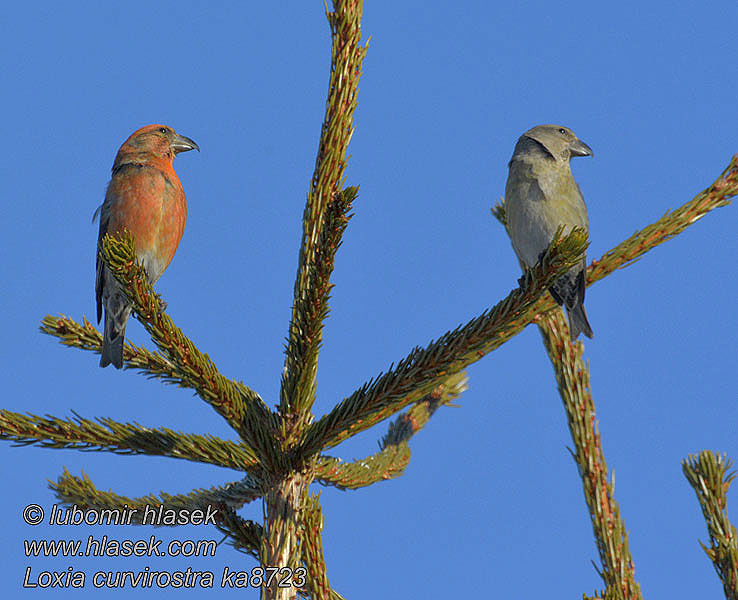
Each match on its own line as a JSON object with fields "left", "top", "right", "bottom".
{"left": 504, "top": 124, "right": 594, "bottom": 339}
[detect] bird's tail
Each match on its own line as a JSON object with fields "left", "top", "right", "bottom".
{"left": 100, "top": 295, "right": 132, "bottom": 369}
{"left": 566, "top": 303, "right": 594, "bottom": 341}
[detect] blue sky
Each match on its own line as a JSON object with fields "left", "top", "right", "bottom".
{"left": 1, "top": 1, "right": 736, "bottom": 597}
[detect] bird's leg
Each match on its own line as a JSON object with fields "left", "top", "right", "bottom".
{"left": 155, "top": 293, "right": 168, "bottom": 314}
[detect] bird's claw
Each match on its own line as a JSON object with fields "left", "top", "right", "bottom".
{"left": 156, "top": 294, "right": 168, "bottom": 314}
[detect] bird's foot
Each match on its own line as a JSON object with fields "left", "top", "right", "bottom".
{"left": 155, "top": 294, "right": 168, "bottom": 314}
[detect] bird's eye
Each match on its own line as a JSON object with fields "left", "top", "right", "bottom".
{"left": 558, "top": 128, "right": 567, "bottom": 135}
{"left": 159, "top": 127, "right": 168, "bottom": 134}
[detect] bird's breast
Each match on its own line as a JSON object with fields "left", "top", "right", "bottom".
{"left": 505, "top": 162, "right": 588, "bottom": 268}
{"left": 104, "top": 164, "right": 187, "bottom": 283}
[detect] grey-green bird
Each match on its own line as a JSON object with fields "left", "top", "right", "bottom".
{"left": 504, "top": 124, "right": 594, "bottom": 340}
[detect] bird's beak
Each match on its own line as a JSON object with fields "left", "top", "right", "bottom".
{"left": 570, "top": 139, "right": 593, "bottom": 158}
{"left": 171, "top": 133, "right": 200, "bottom": 154}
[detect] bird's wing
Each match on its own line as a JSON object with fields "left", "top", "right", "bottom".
{"left": 95, "top": 195, "right": 112, "bottom": 324}
{"left": 549, "top": 265, "right": 586, "bottom": 310}
{"left": 506, "top": 171, "right": 561, "bottom": 268}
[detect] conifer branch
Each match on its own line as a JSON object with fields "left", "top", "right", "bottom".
{"left": 281, "top": 0, "right": 367, "bottom": 427}
{"left": 216, "top": 506, "right": 264, "bottom": 559}
{"left": 299, "top": 229, "right": 588, "bottom": 456}
{"left": 536, "top": 310, "right": 642, "bottom": 600}
{"left": 490, "top": 159, "right": 738, "bottom": 597}
{"left": 262, "top": 472, "right": 306, "bottom": 600}
{"left": 41, "top": 314, "right": 183, "bottom": 379}
{"left": 51, "top": 469, "right": 262, "bottom": 554}
{"left": 494, "top": 154, "right": 738, "bottom": 303}
{"left": 587, "top": 155, "right": 737, "bottom": 284}
{"left": 95, "top": 233, "right": 282, "bottom": 470}
{"left": 379, "top": 370, "right": 468, "bottom": 447}
{"left": 187, "top": 476, "right": 263, "bottom": 509}
{"left": 40, "top": 314, "right": 262, "bottom": 403}
{"left": 281, "top": 187, "right": 358, "bottom": 442}
{"left": 493, "top": 202, "right": 647, "bottom": 599}
{"left": 0, "top": 409, "right": 258, "bottom": 470}
{"left": 683, "top": 451, "right": 738, "bottom": 598}
{"left": 315, "top": 372, "right": 468, "bottom": 490}
{"left": 301, "top": 492, "right": 331, "bottom": 600}
{"left": 52, "top": 469, "right": 263, "bottom": 513}
{"left": 315, "top": 446, "right": 410, "bottom": 491}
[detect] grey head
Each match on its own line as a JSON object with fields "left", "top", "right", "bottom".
{"left": 512, "top": 124, "right": 593, "bottom": 164}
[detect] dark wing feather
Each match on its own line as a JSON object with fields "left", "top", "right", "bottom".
{"left": 94, "top": 198, "right": 110, "bottom": 324}
{"left": 548, "top": 266, "right": 585, "bottom": 311}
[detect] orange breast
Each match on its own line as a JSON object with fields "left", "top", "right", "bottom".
{"left": 105, "top": 164, "right": 187, "bottom": 282}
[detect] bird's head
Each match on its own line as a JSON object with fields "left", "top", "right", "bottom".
{"left": 521, "top": 124, "right": 592, "bottom": 162}
{"left": 115, "top": 124, "right": 199, "bottom": 164}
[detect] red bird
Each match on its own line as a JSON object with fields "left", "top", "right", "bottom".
{"left": 95, "top": 124, "right": 199, "bottom": 368}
